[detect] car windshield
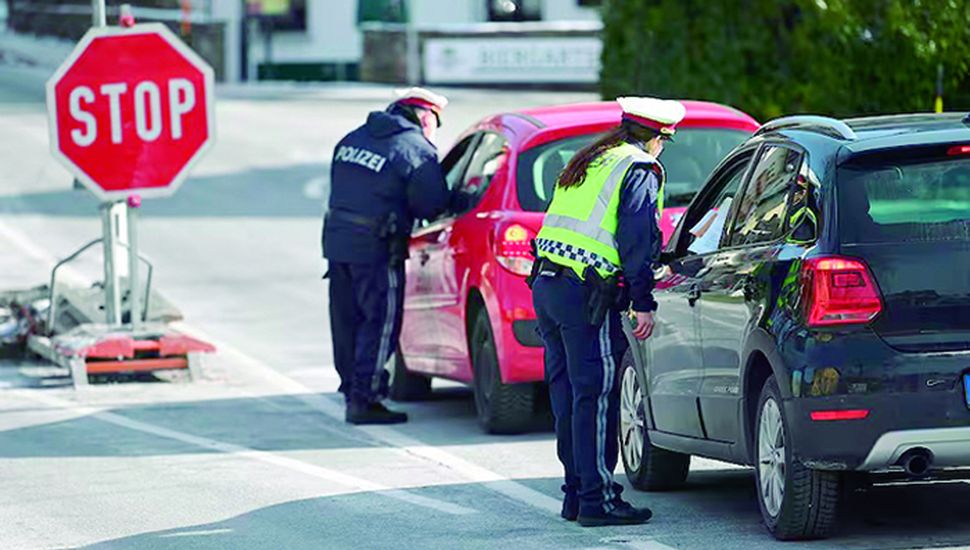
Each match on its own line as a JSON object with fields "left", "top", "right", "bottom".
{"left": 838, "top": 156, "right": 970, "bottom": 244}
{"left": 516, "top": 128, "right": 750, "bottom": 212}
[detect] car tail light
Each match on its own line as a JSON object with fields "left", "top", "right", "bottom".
{"left": 801, "top": 256, "right": 883, "bottom": 327}
{"left": 810, "top": 409, "right": 870, "bottom": 421}
{"left": 495, "top": 223, "right": 535, "bottom": 276}
{"left": 947, "top": 144, "right": 970, "bottom": 156}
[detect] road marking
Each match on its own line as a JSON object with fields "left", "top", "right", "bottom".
{"left": 172, "top": 322, "right": 562, "bottom": 515}
{"left": 10, "top": 388, "right": 476, "bottom": 516}
{"left": 0, "top": 217, "right": 561, "bottom": 516}
{"left": 600, "top": 536, "right": 679, "bottom": 550}
{"left": 159, "top": 528, "right": 234, "bottom": 538}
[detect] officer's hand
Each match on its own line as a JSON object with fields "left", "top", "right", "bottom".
{"left": 632, "top": 311, "right": 655, "bottom": 340}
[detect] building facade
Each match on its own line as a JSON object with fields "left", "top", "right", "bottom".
{"left": 211, "top": 0, "right": 602, "bottom": 83}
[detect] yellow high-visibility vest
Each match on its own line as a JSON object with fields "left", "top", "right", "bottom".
{"left": 536, "top": 142, "right": 665, "bottom": 279}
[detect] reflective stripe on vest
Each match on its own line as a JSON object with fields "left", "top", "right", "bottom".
{"left": 535, "top": 237, "right": 619, "bottom": 275}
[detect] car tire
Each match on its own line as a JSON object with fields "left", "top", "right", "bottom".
{"left": 755, "top": 375, "right": 841, "bottom": 540}
{"left": 389, "top": 348, "right": 432, "bottom": 402}
{"left": 619, "top": 349, "right": 690, "bottom": 491}
{"left": 470, "top": 308, "right": 534, "bottom": 434}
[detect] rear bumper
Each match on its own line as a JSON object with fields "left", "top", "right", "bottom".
{"left": 485, "top": 272, "right": 544, "bottom": 384}
{"left": 859, "top": 427, "right": 970, "bottom": 470}
{"left": 496, "top": 320, "right": 544, "bottom": 383}
{"left": 786, "top": 386, "right": 970, "bottom": 471}
{"left": 779, "top": 331, "right": 970, "bottom": 472}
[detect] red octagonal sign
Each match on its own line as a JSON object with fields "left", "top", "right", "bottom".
{"left": 47, "top": 24, "right": 215, "bottom": 201}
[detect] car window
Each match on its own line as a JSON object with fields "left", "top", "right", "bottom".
{"left": 441, "top": 134, "right": 479, "bottom": 191}
{"left": 838, "top": 156, "right": 970, "bottom": 244}
{"left": 516, "top": 128, "right": 751, "bottom": 212}
{"left": 684, "top": 160, "right": 750, "bottom": 255}
{"left": 728, "top": 145, "right": 803, "bottom": 247}
{"left": 455, "top": 132, "right": 509, "bottom": 214}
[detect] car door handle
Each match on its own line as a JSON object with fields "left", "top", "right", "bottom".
{"left": 687, "top": 285, "right": 701, "bottom": 307}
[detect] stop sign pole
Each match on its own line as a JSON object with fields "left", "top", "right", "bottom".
{"left": 47, "top": 1, "right": 214, "bottom": 330}
{"left": 91, "top": 0, "right": 128, "bottom": 328}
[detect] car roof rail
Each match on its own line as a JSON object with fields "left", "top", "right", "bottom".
{"left": 755, "top": 115, "right": 858, "bottom": 140}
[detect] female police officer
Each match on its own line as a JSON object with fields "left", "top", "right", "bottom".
{"left": 530, "top": 97, "right": 685, "bottom": 527}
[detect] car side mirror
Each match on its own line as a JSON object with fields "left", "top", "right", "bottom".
{"left": 787, "top": 208, "right": 818, "bottom": 245}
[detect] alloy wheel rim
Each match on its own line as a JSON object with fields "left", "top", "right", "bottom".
{"left": 620, "top": 367, "right": 645, "bottom": 472}
{"left": 758, "top": 397, "right": 786, "bottom": 518}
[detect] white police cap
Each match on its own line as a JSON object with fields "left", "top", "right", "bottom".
{"left": 394, "top": 87, "right": 449, "bottom": 114}
{"left": 616, "top": 96, "right": 686, "bottom": 137}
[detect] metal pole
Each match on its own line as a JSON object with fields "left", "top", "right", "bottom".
{"left": 93, "top": 0, "right": 122, "bottom": 326}
{"left": 100, "top": 202, "right": 122, "bottom": 325}
{"left": 405, "top": 1, "right": 419, "bottom": 85}
{"left": 92, "top": 0, "right": 106, "bottom": 27}
{"left": 405, "top": 27, "right": 419, "bottom": 85}
{"left": 127, "top": 198, "right": 141, "bottom": 330}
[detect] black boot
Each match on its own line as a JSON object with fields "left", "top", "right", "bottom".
{"left": 346, "top": 401, "right": 408, "bottom": 425}
{"left": 561, "top": 496, "right": 579, "bottom": 522}
{"left": 577, "top": 500, "right": 653, "bottom": 527}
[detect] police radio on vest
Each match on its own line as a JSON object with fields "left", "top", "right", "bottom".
{"left": 67, "top": 78, "right": 197, "bottom": 146}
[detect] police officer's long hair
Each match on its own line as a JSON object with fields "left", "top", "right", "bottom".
{"left": 557, "top": 120, "right": 659, "bottom": 189}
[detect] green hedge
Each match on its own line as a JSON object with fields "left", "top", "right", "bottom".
{"left": 600, "top": 0, "right": 970, "bottom": 121}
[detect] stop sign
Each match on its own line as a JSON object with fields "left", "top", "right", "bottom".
{"left": 46, "top": 24, "right": 215, "bottom": 201}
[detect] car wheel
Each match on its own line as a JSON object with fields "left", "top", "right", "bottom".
{"left": 389, "top": 348, "right": 432, "bottom": 402}
{"left": 470, "top": 308, "right": 534, "bottom": 434}
{"left": 619, "top": 349, "right": 690, "bottom": 491}
{"left": 755, "top": 375, "right": 841, "bottom": 540}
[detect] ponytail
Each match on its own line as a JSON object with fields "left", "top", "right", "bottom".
{"left": 557, "top": 121, "right": 658, "bottom": 189}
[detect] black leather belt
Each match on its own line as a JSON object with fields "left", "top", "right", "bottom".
{"left": 327, "top": 209, "right": 380, "bottom": 229}
{"left": 536, "top": 258, "right": 583, "bottom": 283}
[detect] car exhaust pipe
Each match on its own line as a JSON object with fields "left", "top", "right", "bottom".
{"left": 898, "top": 448, "right": 933, "bottom": 477}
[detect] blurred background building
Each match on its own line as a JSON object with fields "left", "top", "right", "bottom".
{"left": 4, "top": 0, "right": 605, "bottom": 86}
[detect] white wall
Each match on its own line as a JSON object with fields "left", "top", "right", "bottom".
{"left": 264, "top": 0, "right": 361, "bottom": 64}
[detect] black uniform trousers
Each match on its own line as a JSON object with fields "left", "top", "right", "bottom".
{"left": 328, "top": 261, "right": 405, "bottom": 406}
{"left": 533, "top": 271, "right": 628, "bottom": 517}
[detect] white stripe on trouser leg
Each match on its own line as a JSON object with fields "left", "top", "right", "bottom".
{"left": 602, "top": 316, "right": 618, "bottom": 504}
{"left": 373, "top": 267, "right": 398, "bottom": 396}
{"left": 596, "top": 315, "right": 617, "bottom": 511}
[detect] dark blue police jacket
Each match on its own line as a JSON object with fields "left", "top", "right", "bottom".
{"left": 322, "top": 105, "right": 450, "bottom": 264}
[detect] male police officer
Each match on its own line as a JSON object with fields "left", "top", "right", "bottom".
{"left": 530, "top": 97, "right": 685, "bottom": 526}
{"left": 323, "top": 88, "right": 451, "bottom": 425}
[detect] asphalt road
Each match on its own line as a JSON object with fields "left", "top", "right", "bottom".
{"left": 1, "top": 57, "right": 970, "bottom": 550}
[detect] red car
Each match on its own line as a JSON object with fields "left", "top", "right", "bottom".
{"left": 392, "top": 101, "right": 759, "bottom": 433}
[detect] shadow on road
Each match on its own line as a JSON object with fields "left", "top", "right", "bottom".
{"left": 3, "top": 378, "right": 970, "bottom": 548}
{"left": 71, "top": 467, "right": 970, "bottom": 550}
{"left": 0, "top": 163, "right": 328, "bottom": 219}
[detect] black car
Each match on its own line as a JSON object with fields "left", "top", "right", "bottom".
{"left": 618, "top": 114, "right": 970, "bottom": 540}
